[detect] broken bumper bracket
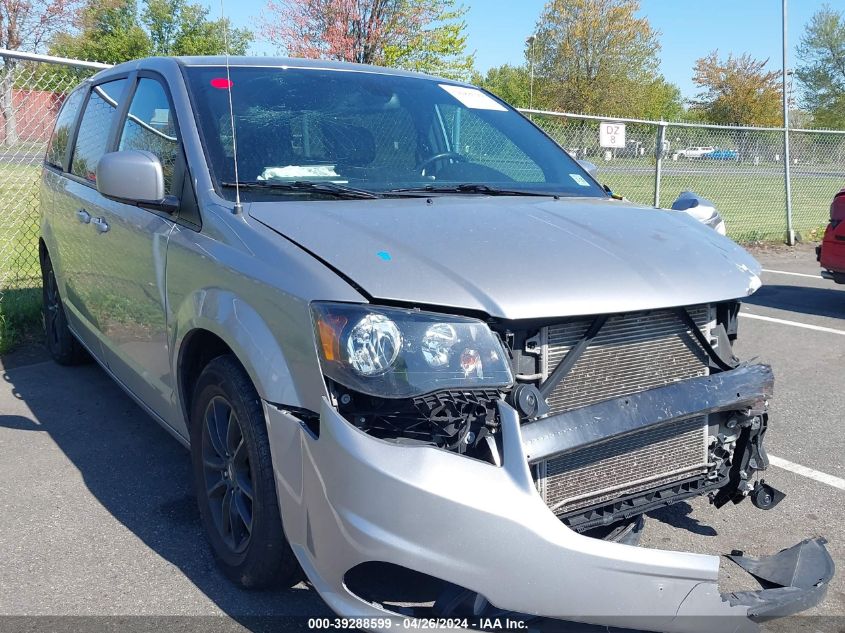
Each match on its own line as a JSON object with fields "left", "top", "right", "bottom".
{"left": 726, "top": 537, "right": 835, "bottom": 621}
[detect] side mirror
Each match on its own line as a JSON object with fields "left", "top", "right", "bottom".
{"left": 671, "top": 190, "right": 726, "bottom": 235}
{"left": 96, "top": 150, "right": 179, "bottom": 214}
{"left": 578, "top": 159, "right": 599, "bottom": 180}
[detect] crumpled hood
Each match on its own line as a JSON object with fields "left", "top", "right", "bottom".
{"left": 250, "top": 195, "right": 761, "bottom": 320}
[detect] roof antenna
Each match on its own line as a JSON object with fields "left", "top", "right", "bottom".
{"left": 220, "top": 0, "right": 242, "bottom": 214}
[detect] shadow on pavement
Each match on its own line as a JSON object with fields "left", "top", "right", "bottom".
{"left": 647, "top": 501, "right": 718, "bottom": 537}
{"left": 0, "top": 355, "right": 331, "bottom": 632}
{"left": 744, "top": 284, "right": 845, "bottom": 320}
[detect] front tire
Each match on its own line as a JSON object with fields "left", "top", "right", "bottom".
{"left": 40, "top": 250, "right": 88, "bottom": 365}
{"left": 190, "top": 354, "right": 301, "bottom": 589}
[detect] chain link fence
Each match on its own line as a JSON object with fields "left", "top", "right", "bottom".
{"left": 525, "top": 109, "right": 845, "bottom": 242}
{"left": 0, "top": 48, "right": 843, "bottom": 345}
{"left": 0, "top": 50, "right": 107, "bottom": 345}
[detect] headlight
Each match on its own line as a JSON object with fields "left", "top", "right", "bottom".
{"left": 311, "top": 303, "right": 513, "bottom": 398}
{"left": 346, "top": 313, "right": 402, "bottom": 376}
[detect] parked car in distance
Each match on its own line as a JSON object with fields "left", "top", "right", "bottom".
{"left": 818, "top": 188, "right": 845, "bottom": 283}
{"left": 705, "top": 148, "right": 738, "bottom": 160}
{"left": 673, "top": 146, "right": 714, "bottom": 159}
{"left": 39, "top": 56, "right": 833, "bottom": 633}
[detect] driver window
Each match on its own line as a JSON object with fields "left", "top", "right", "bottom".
{"left": 119, "top": 78, "right": 179, "bottom": 193}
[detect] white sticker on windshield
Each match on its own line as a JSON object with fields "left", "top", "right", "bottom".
{"left": 439, "top": 84, "right": 507, "bottom": 111}
{"left": 570, "top": 173, "right": 590, "bottom": 187}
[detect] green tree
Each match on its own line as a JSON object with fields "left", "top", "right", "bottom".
{"left": 796, "top": 4, "right": 845, "bottom": 129}
{"left": 474, "top": 64, "right": 531, "bottom": 108}
{"left": 142, "top": 0, "right": 251, "bottom": 56}
{"left": 691, "top": 51, "right": 782, "bottom": 126}
{"left": 259, "top": 0, "right": 474, "bottom": 81}
{"left": 50, "top": 0, "right": 251, "bottom": 64}
{"left": 638, "top": 78, "right": 684, "bottom": 120}
{"left": 531, "top": 0, "right": 680, "bottom": 118}
{"left": 51, "top": 0, "right": 150, "bottom": 64}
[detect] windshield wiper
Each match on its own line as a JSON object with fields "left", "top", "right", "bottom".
{"left": 221, "top": 180, "right": 380, "bottom": 199}
{"left": 385, "top": 183, "right": 563, "bottom": 197}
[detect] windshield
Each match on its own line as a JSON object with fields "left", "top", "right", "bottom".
{"left": 184, "top": 65, "right": 607, "bottom": 201}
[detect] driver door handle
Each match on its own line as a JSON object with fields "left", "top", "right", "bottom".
{"left": 91, "top": 217, "right": 109, "bottom": 233}
{"left": 76, "top": 209, "right": 91, "bottom": 224}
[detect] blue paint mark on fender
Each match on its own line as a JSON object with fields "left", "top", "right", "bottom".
{"left": 377, "top": 251, "right": 392, "bottom": 261}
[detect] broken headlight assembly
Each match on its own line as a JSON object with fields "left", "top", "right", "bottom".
{"left": 311, "top": 303, "right": 513, "bottom": 457}
{"left": 312, "top": 303, "right": 513, "bottom": 398}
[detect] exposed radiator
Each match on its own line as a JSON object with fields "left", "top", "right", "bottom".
{"left": 541, "top": 306, "right": 712, "bottom": 416}
{"left": 534, "top": 306, "right": 713, "bottom": 518}
{"left": 537, "top": 415, "right": 709, "bottom": 515}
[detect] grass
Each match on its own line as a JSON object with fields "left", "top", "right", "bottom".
{"left": 0, "top": 163, "right": 43, "bottom": 354}
{"left": 0, "top": 288, "right": 41, "bottom": 354}
{"left": 602, "top": 170, "right": 839, "bottom": 242}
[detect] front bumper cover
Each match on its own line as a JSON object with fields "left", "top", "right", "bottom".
{"left": 264, "top": 387, "right": 833, "bottom": 633}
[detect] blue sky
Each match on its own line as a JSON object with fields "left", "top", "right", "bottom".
{"left": 210, "top": 0, "right": 832, "bottom": 101}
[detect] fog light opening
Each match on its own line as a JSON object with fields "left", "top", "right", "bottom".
{"left": 343, "top": 562, "right": 495, "bottom": 618}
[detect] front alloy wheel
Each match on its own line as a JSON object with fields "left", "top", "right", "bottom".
{"left": 202, "top": 396, "right": 254, "bottom": 554}
{"left": 190, "top": 354, "right": 301, "bottom": 588}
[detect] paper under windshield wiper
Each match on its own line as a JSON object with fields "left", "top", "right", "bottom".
{"left": 221, "top": 180, "right": 380, "bottom": 199}
{"left": 385, "top": 183, "right": 562, "bottom": 197}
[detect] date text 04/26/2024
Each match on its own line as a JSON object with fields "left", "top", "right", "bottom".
{"left": 307, "top": 618, "right": 529, "bottom": 630}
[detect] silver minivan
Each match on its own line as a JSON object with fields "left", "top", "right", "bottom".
{"left": 39, "top": 56, "right": 832, "bottom": 632}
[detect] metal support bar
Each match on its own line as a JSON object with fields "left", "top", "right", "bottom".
{"left": 654, "top": 122, "right": 667, "bottom": 208}
{"left": 521, "top": 364, "right": 774, "bottom": 464}
{"left": 0, "top": 48, "right": 112, "bottom": 70}
{"left": 517, "top": 107, "right": 845, "bottom": 135}
{"left": 538, "top": 314, "right": 608, "bottom": 399}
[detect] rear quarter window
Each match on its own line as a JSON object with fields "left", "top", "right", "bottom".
{"left": 45, "top": 88, "right": 85, "bottom": 170}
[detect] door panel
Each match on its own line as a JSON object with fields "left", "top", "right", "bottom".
{"left": 52, "top": 176, "right": 107, "bottom": 355}
{"left": 87, "top": 194, "right": 176, "bottom": 423}
{"left": 50, "top": 81, "right": 127, "bottom": 355}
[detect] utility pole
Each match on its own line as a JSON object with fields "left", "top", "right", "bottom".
{"left": 527, "top": 35, "right": 536, "bottom": 110}
{"left": 783, "top": 0, "right": 795, "bottom": 245}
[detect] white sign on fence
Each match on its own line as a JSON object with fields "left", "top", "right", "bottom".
{"left": 599, "top": 122, "right": 626, "bottom": 148}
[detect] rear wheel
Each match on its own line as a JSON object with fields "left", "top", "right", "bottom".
{"left": 190, "top": 354, "right": 301, "bottom": 589}
{"left": 40, "top": 251, "right": 88, "bottom": 365}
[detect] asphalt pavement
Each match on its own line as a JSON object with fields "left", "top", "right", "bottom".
{"left": 0, "top": 244, "right": 842, "bottom": 633}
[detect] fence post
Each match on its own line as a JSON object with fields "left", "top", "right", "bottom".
{"left": 653, "top": 122, "right": 667, "bottom": 208}
{"left": 782, "top": 0, "right": 795, "bottom": 245}
{"left": 783, "top": 126, "right": 795, "bottom": 245}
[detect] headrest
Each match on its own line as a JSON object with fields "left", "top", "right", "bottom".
{"left": 320, "top": 121, "right": 376, "bottom": 167}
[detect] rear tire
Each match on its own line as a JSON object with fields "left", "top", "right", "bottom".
{"left": 40, "top": 250, "right": 89, "bottom": 365}
{"left": 190, "top": 354, "right": 302, "bottom": 589}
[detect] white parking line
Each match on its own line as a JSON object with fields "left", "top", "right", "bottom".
{"left": 739, "top": 312, "right": 845, "bottom": 336}
{"left": 768, "top": 455, "right": 845, "bottom": 491}
{"left": 761, "top": 268, "right": 823, "bottom": 280}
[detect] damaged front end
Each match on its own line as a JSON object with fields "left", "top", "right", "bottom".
{"left": 267, "top": 299, "right": 833, "bottom": 632}
{"left": 509, "top": 301, "right": 779, "bottom": 532}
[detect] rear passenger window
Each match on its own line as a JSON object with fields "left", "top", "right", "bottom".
{"left": 71, "top": 79, "right": 127, "bottom": 183}
{"left": 119, "top": 78, "right": 179, "bottom": 193}
{"left": 45, "top": 88, "right": 85, "bottom": 169}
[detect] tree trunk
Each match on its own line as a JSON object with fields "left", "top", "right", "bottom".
{"left": 1, "top": 63, "right": 19, "bottom": 148}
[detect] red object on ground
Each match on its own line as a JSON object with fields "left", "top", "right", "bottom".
{"left": 210, "top": 78, "right": 233, "bottom": 89}
{"left": 819, "top": 188, "right": 845, "bottom": 283}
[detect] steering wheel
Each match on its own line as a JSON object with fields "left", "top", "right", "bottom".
{"left": 416, "top": 152, "right": 468, "bottom": 175}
